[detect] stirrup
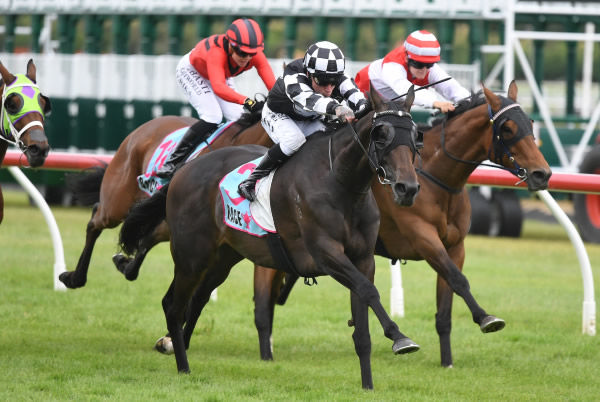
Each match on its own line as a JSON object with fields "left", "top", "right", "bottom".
{"left": 238, "top": 180, "right": 257, "bottom": 201}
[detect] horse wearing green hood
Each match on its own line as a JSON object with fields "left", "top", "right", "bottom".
{"left": 0, "top": 59, "right": 52, "bottom": 224}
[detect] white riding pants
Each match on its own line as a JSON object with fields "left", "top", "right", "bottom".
{"left": 175, "top": 52, "right": 244, "bottom": 124}
{"left": 261, "top": 103, "right": 325, "bottom": 156}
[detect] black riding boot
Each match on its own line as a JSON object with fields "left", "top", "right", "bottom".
{"left": 155, "top": 119, "right": 218, "bottom": 179}
{"left": 238, "top": 143, "right": 289, "bottom": 201}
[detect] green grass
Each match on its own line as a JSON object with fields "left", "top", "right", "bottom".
{"left": 1, "top": 189, "right": 599, "bottom": 401}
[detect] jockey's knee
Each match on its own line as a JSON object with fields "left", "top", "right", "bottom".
{"left": 199, "top": 112, "right": 223, "bottom": 125}
{"left": 280, "top": 136, "right": 305, "bottom": 156}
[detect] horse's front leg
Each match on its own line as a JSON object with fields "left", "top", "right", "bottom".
{"left": 350, "top": 291, "right": 373, "bottom": 389}
{"left": 59, "top": 203, "right": 103, "bottom": 288}
{"left": 435, "top": 274, "right": 455, "bottom": 367}
{"left": 316, "top": 248, "right": 420, "bottom": 356}
{"left": 420, "top": 235, "right": 505, "bottom": 334}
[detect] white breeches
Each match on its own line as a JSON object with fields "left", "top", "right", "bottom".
{"left": 261, "top": 103, "right": 325, "bottom": 156}
{"left": 175, "top": 52, "right": 244, "bottom": 124}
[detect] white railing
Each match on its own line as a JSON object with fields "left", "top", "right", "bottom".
{"left": 0, "top": 0, "right": 507, "bottom": 17}
{"left": 0, "top": 52, "right": 479, "bottom": 102}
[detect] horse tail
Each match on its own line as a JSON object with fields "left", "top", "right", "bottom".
{"left": 65, "top": 164, "right": 107, "bottom": 206}
{"left": 119, "top": 184, "right": 169, "bottom": 256}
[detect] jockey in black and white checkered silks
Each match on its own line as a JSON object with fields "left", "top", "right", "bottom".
{"left": 238, "top": 41, "right": 369, "bottom": 202}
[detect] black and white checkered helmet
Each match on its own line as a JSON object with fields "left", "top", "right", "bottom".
{"left": 303, "top": 41, "right": 345, "bottom": 76}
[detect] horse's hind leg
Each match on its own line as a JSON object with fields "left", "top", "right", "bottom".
{"left": 114, "top": 221, "right": 170, "bottom": 281}
{"left": 59, "top": 203, "right": 104, "bottom": 288}
{"left": 162, "top": 270, "right": 200, "bottom": 373}
{"left": 253, "top": 266, "right": 285, "bottom": 360}
{"left": 157, "top": 250, "right": 241, "bottom": 355}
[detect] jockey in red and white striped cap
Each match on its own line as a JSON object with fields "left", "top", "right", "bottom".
{"left": 355, "top": 30, "right": 470, "bottom": 114}
{"left": 404, "top": 30, "right": 441, "bottom": 63}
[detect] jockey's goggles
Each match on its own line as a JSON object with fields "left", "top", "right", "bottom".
{"left": 232, "top": 46, "right": 256, "bottom": 58}
{"left": 408, "top": 59, "right": 434, "bottom": 70}
{"left": 312, "top": 73, "right": 341, "bottom": 87}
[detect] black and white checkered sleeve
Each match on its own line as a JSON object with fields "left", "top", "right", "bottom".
{"left": 338, "top": 76, "right": 368, "bottom": 111}
{"left": 284, "top": 73, "right": 339, "bottom": 116}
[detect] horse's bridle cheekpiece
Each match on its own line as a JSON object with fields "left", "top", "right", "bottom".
{"left": 1, "top": 74, "right": 47, "bottom": 150}
{"left": 369, "top": 110, "right": 418, "bottom": 184}
{"left": 487, "top": 101, "right": 532, "bottom": 182}
{"left": 437, "top": 97, "right": 531, "bottom": 186}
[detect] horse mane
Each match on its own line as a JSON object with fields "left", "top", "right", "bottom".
{"left": 429, "top": 90, "right": 486, "bottom": 127}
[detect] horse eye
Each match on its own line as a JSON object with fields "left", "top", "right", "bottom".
{"left": 4, "top": 93, "right": 23, "bottom": 114}
{"left": 375, "top": 128, "right": 393, "bottom": 148}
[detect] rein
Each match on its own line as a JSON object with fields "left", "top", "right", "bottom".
{"left": 419, "top": 100, "right": 530, "bottom": 194}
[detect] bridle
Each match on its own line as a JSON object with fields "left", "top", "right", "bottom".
{"left": 435, "top": 98, "right": 533, "bottom": 184}
{"left": 330, "top": 109, "right": 418, "bottom": 185}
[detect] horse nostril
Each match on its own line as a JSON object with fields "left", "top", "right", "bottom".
{"left": 531, "top": 169, "right": 550, "bottom": 183}
{"left": 394, "top": 183, "right": 407, "bottom": 195}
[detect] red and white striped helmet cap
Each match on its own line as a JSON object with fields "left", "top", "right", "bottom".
{"left": 404, "top": 30, "right": 441, "bottom": 63}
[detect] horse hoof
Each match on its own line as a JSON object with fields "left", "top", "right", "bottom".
{"left": 480, "top": 315, "right": 506, "bottom": 333}
{"left": 155, "top": 336, "right": 174, "bottom": 355}
{"left": 112, "top": 253, "right": 130, "bottom": 274}
{"left": 393, "top": 338, "right": 420, "bottom": 354}
{"left": 58, "top": 271, "right": 84, "bottom": 289}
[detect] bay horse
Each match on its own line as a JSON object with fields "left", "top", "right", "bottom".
{"left": 118, "top": 87, "right": 421, "bottom": 389}
{"left": 0, "top": 59, "right": 51, "bottom": 224}
{"left": 58, "top": 105, "right": 271, "bottom": 289}
{"left": 247, "top": 81, "right": 552, "bottom": 367}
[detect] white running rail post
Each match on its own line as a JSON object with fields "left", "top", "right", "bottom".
{"left": 390, "top": 260, "right": 405, "bottom": 318}
{"left": 8, "top": 166, "right": 67, "bottom": 291}
{"left": 537, "top": 189, "right": 596, "bottom": 335}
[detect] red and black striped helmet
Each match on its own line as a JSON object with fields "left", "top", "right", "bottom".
{"left": 226, "top": 18, "right": 264, "bottom": 54}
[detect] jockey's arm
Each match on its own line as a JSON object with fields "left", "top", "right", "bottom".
{"left": 252, "top": 52, "right": 276, "bottom": 91}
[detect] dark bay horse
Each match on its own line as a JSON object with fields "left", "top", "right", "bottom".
{"left": 118, "top": 87, "right": 421, "bottom": 389}
{"left": 58, "top": 107, "right": 271, "bottom": 289}
{"left": 248, "top": 81, "right": 552, "bottom": 367}
{"left": 0, "top": 59, "right": 51, "bottom": 224}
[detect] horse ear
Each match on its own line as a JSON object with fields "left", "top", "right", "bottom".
{"left": 404, "top": 85, "right": 415, "bottom": 111}
{"left": 26, "top": 59, "right": 37, "bottom": 83}
{"left": 369, "top": 80, "right": 384, "bottom": 111}
{"left": 481, "top": 82, "right": 501, "bottom": 110}
{"left": 0, "top": 61, "right": 16, "bottom": 85}
{"left": 507, "top": 80, "right": 518, "bottom": 101}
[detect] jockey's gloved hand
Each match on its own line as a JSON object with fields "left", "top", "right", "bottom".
{"left": 335, "top": 105, "right": 355, "bottom": 123}
{"left": 243, "top": 98, "right": 262, "bottom": 114}
{"left": 355, "top": 102, "right": 369, "bottom": 120}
